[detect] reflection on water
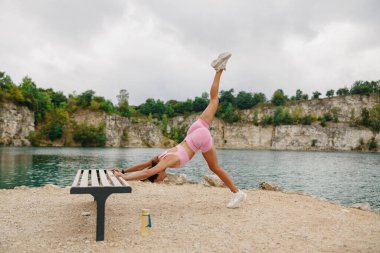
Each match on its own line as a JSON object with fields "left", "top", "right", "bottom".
{"left": 0, "top": 147, "right": 379, "bottom": 208}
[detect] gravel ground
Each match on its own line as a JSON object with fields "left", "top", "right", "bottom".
{"left": 1, "top": 181, "right": 380, "bottom": 253}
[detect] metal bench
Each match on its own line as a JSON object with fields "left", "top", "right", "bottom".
{"left": 70, "top": 169, "right": 132, "bottom": 241}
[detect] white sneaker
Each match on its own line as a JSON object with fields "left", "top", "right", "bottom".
{"left": 211, "top": 52, "right": 232, "bottom": 71}
{"left": 227, "top": 189, "right": 247, "bottom": 209}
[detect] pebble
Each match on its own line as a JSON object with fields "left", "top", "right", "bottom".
{"left": 81, "top": 212, "right": 91, "bottom": 216}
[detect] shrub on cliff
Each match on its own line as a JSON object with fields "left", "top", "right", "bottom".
{"left": 273, "top": 106, "right": 294, "bottom": 125}
{"left": 261, "top": 115, "right": 273, "bottom": 125}
{"left": 46, "top": 108, "right": 69, "bottom": 141}
{"left": 73, "top": 122, "right": 106, "bottom": 147}
{"left": 28, "top": 131, "right": 43, "bottom": 146}
{"left": 301, "top": 115, "right": 314, "bottom": 125}
{"left": 167, "top": 125, "right": 187, "bottom": 143}
{"left": 369, "top": 104, "right": 380, "bottom": 133}
{"left": 368, "top": 138, "right": 378, "bottom": 151}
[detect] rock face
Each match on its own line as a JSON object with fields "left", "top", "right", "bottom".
{"left": 0, "top": 102, "right": 34, "bottom": 146}
{"left": 170, "top": 115, "right": 379, "bottom": 152}
{"left": 1, "top": 94, "right": 379, "bottom": 152}
{"left": 71, "top": 110, "right": 175, "bottom": 148}
{"left": 241, "top": 94, "right": 380, "bottom": 123}
{"left": 272, "top": 124, "right": 378, "bottom": 151}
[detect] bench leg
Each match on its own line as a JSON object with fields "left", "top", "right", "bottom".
{"left": 92, "top": 194, "right": 111, "bottom": 241}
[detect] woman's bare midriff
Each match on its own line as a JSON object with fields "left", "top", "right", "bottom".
{"left": 180, "top": 140, "right": 195, "bottom": 160}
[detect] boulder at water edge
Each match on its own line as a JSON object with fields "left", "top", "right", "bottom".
{"left": 350, "top": 203, "right": 371, "bottom": 211}
{"left": 164, "top": 173, "right": 187, "bottom": 185}
{"left": 203, "top": 175, "right": 226, "bottom": 187}
{"left": 259, "top": 182, "right": 282, "bottom": 191}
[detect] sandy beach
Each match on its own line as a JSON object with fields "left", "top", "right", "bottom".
{"left": 1, "top": 181, "right": 380, "bottom": 253}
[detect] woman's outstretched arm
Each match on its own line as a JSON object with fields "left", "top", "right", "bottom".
{"left": 111, "top": 157, "right": 157, "bottom": 173}
{"left": 115, "top": 158, "right": 172, "bottom": 181}
{"left": 121, "top": 158, "right": 155, "bottom": 173}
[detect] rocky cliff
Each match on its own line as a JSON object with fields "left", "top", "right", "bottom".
{"left": 71, "top": 110, "right": 175, "bottom": 148}
{"left": 0, "top": 102, "right": 34, "bottom": 146}
{"left": 0, "top": 95, "right": 379, "bottom": 152}
{"left": 240, "top": 94, "right": 380, "bottom": 123}
{"left": 169, "top": 115, "right": 379, "bottom": 151}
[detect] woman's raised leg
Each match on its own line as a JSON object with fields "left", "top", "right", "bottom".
{"left": 199, "top": 70, "right": 223, "bottom": 125}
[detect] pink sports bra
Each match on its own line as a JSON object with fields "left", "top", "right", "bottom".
{"left": 158, "top": 144, "right": 189, "bottom": 168}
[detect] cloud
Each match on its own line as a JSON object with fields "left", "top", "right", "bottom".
{"left": 0, "top": 0, "right": 379, "bottom": 105}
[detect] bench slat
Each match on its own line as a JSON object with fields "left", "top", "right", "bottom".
{"left": 117, "top": 176, "right": 130, "bottom": 187}
{"left": 106, "top": 170, "right": 122, "bottom": 186}
{"left": 91, "top": 170, "right": 99, "bottom": 186}
{"left": 80, "top": 170, "right": 89, "bottom": 187}
{"left": 72, "top": 170, "right": 82, "bottom": 187}
{"left": 98, "top": 169, "right": 110, "bottom": 186}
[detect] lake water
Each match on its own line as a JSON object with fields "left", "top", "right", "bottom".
{"left": 0, "top": 147, "right": 379, "bottom": 208}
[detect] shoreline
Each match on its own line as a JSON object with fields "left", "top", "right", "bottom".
{"left": 1, "top": 182, "right": 380, "bottom": 253}
{"left": 1, "top": 145, "right": 379, "bottom": 154}
{"left": 10, "top": 182, "right": 380, "bottom": 214}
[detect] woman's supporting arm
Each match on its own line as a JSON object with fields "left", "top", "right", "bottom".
{"left": 122, "top": 159, "right": 153, "bottom": 173}
{"left": 115, "top": 156, "right": 176, "bottom": 181}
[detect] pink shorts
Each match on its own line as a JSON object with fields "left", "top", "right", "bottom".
{"left": 185, "top": 118, "right": 213, "bottom": 153}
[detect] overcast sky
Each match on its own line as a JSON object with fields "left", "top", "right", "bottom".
{"left": 1, "top": 0, "right": 379, "bottom": 105}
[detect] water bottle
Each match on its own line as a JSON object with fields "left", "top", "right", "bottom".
{"left": 140, "top": 209, "right": 152, "bottom": 236}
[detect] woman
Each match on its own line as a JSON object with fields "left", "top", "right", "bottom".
{"left": 113, "top": 52, "right": 246, "bottom": 208}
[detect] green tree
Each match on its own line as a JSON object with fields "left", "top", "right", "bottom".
{"left": 326, "top": 89, "right": 335, "bottom": 98}
{"left": 336, "top": 87, "right": 349, "bottom": 96}
{"left": 19, "top": 76, "right": 38, "bottom": 108}
{"left": 117, "top": 89, "right": 129, "bottom": 116}
{"left": 350, "top": 81, "right": 374, "bottom": 95}
{"left": 45, "top": 108, "right": 69, "bottom": 140}
{"left": 100, "top": 100, "right": 115, "bottom": 113}
{"left": 219, "top": 89, "right": 236, "bottom": 105}
{"left": 139, "top": 98, "right": 165, "bottom": 116}
{"left": 0, "top": 72, "right": 13, "bottom": 90}
{"left": 295, "top": 89, "right": 303, "bottom": 100}
{"left": 77, "top": 90, "right": 95, "bottom": 107}
{"left": 236, "top": 91, "right": 254, "bottom": 109}
{"left": 312, "top": 91, "right": 321, "bottom": 99}
{"left": 271, "top": 89, "right": 286, "bottom": 106}
{"left": 193, "top": 96, "right": 208, "bottom": 112}
{"left": 252, "top": 92, "right": 266, "bottom": 105}
{"left": 51, "top": 91, "right": 67, "bottom": 108}
{"left": 173, "top": 99, "right": 193, "bottom": 114}
{"left": 10, "top": 85, "right": 24, "bottom": 103}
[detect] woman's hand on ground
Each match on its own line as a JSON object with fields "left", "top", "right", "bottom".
{"left": 111, "top": 168, "right": 122, "bottom": 173}
{"left": 114, "top": 171, "right": 122, "bottom": 177}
